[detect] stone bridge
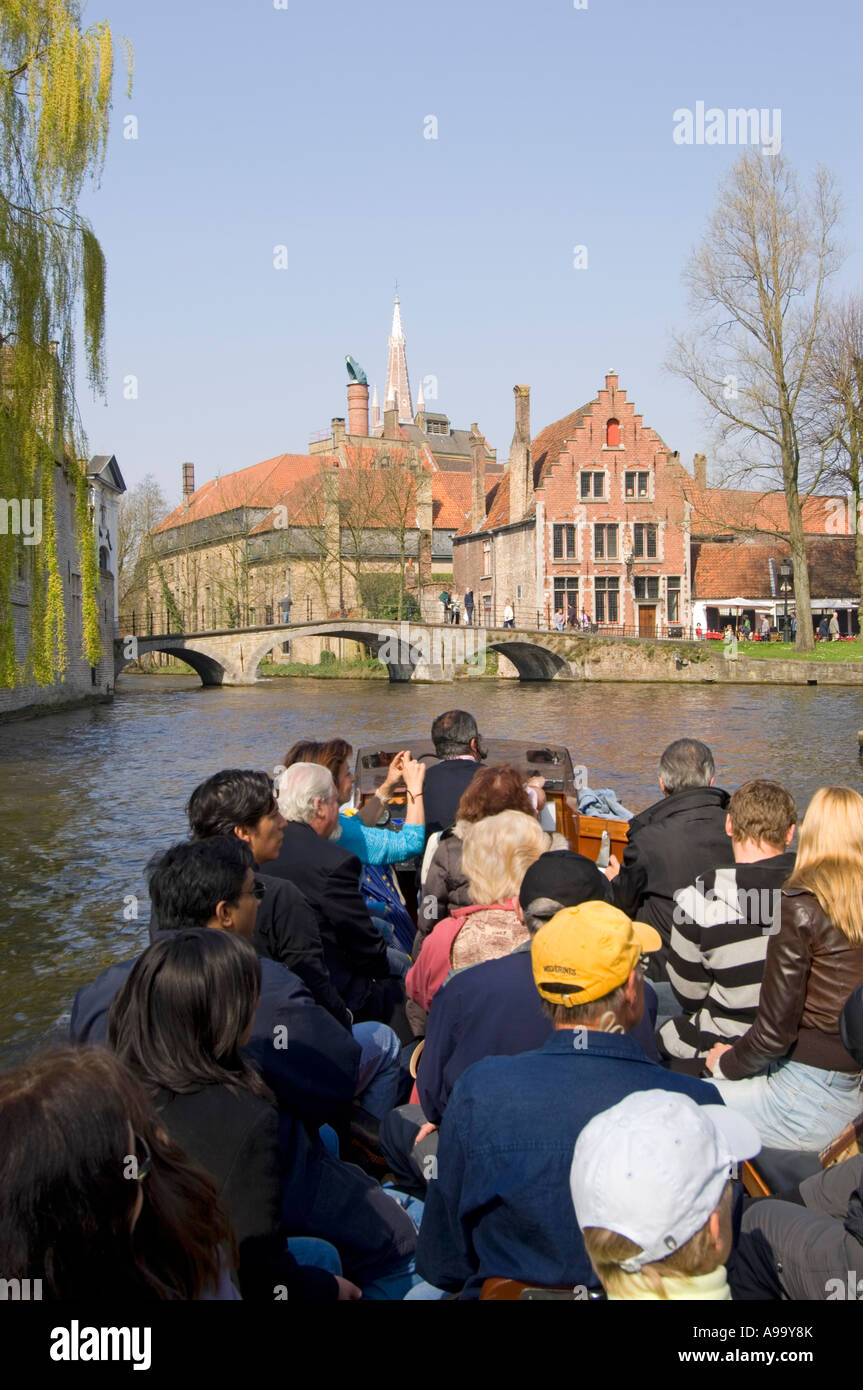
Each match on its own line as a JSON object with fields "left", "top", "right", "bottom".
{"left": 114, "top": 619, "right": 717, "bottom": 686}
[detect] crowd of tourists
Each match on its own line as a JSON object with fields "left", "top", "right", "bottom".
{"left": 2, "top": 709, "right": 863, "bottom": 1302}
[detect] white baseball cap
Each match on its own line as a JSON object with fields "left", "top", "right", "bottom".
{"left": 570, "top": 1090, "right": 761, "bottom": 1273}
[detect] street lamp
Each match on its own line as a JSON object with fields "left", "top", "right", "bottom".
{"left": 778, "top": 560, "right": 793, "bottom": 642}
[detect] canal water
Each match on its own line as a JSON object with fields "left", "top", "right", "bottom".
{"left": 1, "top": 673, "right": 862, "bottom": 1064}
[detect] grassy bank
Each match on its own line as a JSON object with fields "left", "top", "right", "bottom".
{"left": 259, "top": 657, "right": 387, "bottom": 679}
{"left": 706, "top": 640, "right": 863, "bottom": 663}
{"left": 259, "top": 650, "right": 501, "bottom": 679}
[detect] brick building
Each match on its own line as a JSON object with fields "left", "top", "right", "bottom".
{"left": 135, "top": 295, "right": 501, "bottom": 658}
{"left": 454, "top": 373, "right": 851, "bottom": 634}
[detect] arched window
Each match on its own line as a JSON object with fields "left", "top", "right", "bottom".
{"left": 99, "top": 545, "right": 109, "bottom": 571}
{"left": 606, "top": 418, "right": 620, "bottom": 447}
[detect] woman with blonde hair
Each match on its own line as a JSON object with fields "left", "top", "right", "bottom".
{"left": 707, "top": 786, "right": 863, "bottom": 1149}
{"left": 417, "top": 762, "right": 551, "bottom": 940}
{"left": 406, "top": 810, "right": 552, "bottom": 1013}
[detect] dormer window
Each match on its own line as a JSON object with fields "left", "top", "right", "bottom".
{"left": 605, "top": 418, "right": 621, "bottom": 448}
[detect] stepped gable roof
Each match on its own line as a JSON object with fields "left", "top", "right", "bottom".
{"left": 153, "top": 453, "right": 325, "bottom": 533}
{"left": 686, "top": 485, "right": 848, "bottom": 537}
{"left": 455, "top": 401, "right": 595, "bottom": 536}
{"left": 691, "top": 536, "right": 857, "bottom": 600}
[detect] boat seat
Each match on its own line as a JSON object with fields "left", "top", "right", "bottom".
{"left": 742, "top": 1109, "right": 863, "bottom": 1198}
{"left": 480, "top": 1277, "right": 604, "bottom": 1301}
{"left": 743, "top": 1150, "right": 821, "bottom": 1198}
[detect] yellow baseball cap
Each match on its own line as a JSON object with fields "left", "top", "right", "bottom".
{"left": 531, "top": 902, "right": 661, "bottom": 1006}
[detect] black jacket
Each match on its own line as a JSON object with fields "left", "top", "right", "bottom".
{"left": 422, "top": 759, "right": 482, "bottom": 836}
{"left": 155, "top": 1083, "right": 338, "bottom": 1301}
{"left": 70, "top": 959, "right": 416, "bottom": 1285}
{"left": 613, "top": 784, "right": 734, "bottom": 977}
{"left": 70, "top": 954, "right": 359, "bottom": 1126}
{"left": 266, "top": 821, "right": 394, "bottom": 1019}
{"left": 254, "top": 872, "right": 352, "bottom": 1030}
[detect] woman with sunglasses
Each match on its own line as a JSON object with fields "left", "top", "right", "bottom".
{"left": 0, "top": 1046, "right": 237, "bottom": 1300}
{"left": 107, "top": 928, "right": 361, "bottom": 1300}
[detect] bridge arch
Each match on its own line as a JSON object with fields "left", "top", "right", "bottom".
{"left": 487, "top": 640, "right": 570, "bottom": 681}
{"left": 114, "top": 642, "right": 232, "bottom": 687}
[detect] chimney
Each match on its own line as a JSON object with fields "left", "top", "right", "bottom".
{"left": 383, "top": 404, "right": 400, "bottom": 440}
{"left": 347, "top": 381, "right": 369, "bottom": 437}
{"left": 331, "top": 417, "right": 346, "bottom": 448}
{"left": 508, "top": 385, "right": 532, "bottom": 523}
{"left": 416, "top": 470, "right": 433, "bottom": 582}
{"left": 371, "top": 385, "right": 380, "bottom": 432}
{"left": 470, "top": 424, "right": 487, "bottom": 532}
{"left": 182, "top": 461, "right": 195, "bottom": 502}
{"left": 693, "top": 453, "right": 707, "bottom": 490}
{"left": 605, "top": 370, "right": 618, "bottom": 393}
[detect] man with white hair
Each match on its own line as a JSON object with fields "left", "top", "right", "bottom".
{"left": 269, "top": 763, "right": 410, "bottom": 1040}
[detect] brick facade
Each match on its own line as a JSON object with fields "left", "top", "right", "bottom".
{"left": 454, "top": 372, "right": 851, "bottom": 633}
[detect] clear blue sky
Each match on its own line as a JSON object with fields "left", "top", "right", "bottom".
{"left": 78, "top": 0, "right": 863, "bottom": 504}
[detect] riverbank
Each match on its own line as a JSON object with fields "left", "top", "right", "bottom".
{"left": 705, "top": 639, "right": 863, "bottom": 662}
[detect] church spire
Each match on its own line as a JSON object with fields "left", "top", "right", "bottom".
{"left": 384, "top": 291, "right": 414, "bottom": 424}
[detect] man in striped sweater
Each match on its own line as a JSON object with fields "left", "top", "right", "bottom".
{"left": 658, "top": 780, "right": 797, "bottom": 1064}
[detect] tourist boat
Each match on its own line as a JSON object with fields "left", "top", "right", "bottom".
{"left": 353, "top": 739, "right": 630, "bottom": 865}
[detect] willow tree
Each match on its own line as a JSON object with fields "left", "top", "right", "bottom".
{"left": 0, "top": 1, "right": 131, "bottom": 684}
{"left": 668, "top": 153, "right": 843, "bottom": 651}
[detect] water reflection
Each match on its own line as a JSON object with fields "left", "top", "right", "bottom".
{"left": 0, "top": 673, "right": 861, "bottom": 1061}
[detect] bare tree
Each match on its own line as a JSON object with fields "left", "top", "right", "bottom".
{"left": 116, "top": 474, "right": 169, "bottom": 612}
{"left": 810, "top": 293, "right": 863, "bottom": 614}
{"left": 669, "top": 152, "right": 843, "bottom": 650}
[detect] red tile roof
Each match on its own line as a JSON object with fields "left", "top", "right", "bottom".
{"left": 685, "top": 487, "right": 849, "bottom": 537}
{"left": 692, "top": 537, "right": 858, "bottom": 599}
{"left": 154, "top": 453, "right": 327, "bottom": 533}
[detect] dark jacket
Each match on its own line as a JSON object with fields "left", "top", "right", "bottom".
{"left": 70, "top": 958, "right": 416, "bottom": 1285}
{"left": 613, "top": 784, "right": 733, "bottom": 976}
{"left": 422, "top": 759, "right": 482, "bottom": 836}
{"left": 719, "top": 889, "right": 863, "bottom": 1080}
{"left": 155, "top": 1083, "right": 338, "bottom": 1301}
{"left": 70, "top": 953, "right": 359, "bottom": 1126}
{"left": 253, "top": 872, "right": 352, "bottom": 1029}
{"left": 416, "top": 1030, "right": 720, "bottom": 1295}
{"left": 418, "top": 944, "right": 659, "bottom": 1125}
{"left": 418, "top": 829, "right": 470, "bottom": 940}
{"left": 266, "top": 821, "right": 398, "bottom": 1021}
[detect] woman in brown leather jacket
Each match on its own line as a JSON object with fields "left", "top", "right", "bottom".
{"left": 707, "top": 786, "right": 863, "bottom": 1150}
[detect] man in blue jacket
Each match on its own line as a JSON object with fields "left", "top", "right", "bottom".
{"left": 380, "top": 851, "right": 659, "bottom": 1194}
{"left": 415, "top": 901, "right": 722, "bottom": 1296}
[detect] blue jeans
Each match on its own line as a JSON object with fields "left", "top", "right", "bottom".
{"left": 371, "top": 914, "right": 411, "bottom": 973}
{"left": 352, "top": 1019, "right": 402, "bottom": 1119}
{"left": 713, "top": 1059, "right": 863, "bottom": 1151}
{"left": 287, "top": 1237, "right": 342, "bottom": 1277}
{"left": 359, "top": 1186, "right": 425, "bottom": 1300}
